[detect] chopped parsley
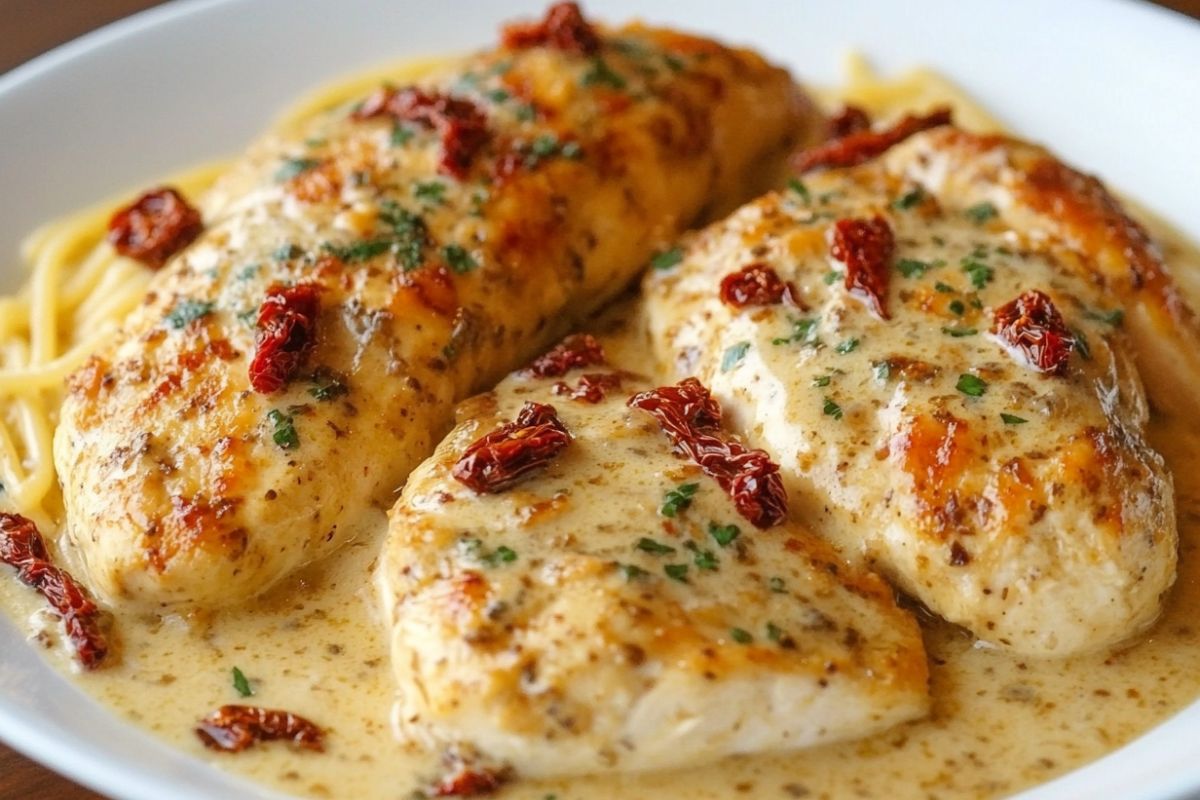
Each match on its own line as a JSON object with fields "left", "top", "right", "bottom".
{"left": 273, "top": 243, "right": 302, "bottom": 261}
{"left": 378, "top": 202, "right": 428, "bottom": 270}
{"left": 948, "top": 299, "right": 966, "bottom": 316}
{"left": 891, "top": 186, "right": 926, "bottom": 210}
{"left": 812, "top": 374, "right": 832, "bottom": 388}
{"left": 872, "top": 361, "right": 891, "bottom": 382}
{"left": 619, "top": 563, "right": 650, "bottom": 581}
{"left": 267, "top": 409, "right": 299, "bottom": 450}
{"left": 934, "top": 281, "right": 955, "bottom": 293}
{"left": 787, "top": 178, "right": 811, "bottom": 203}
{"left": 237, "top": 263, "right": 260, "bottom": 281}
{"left": 961, "top": 257, "right": 994, "bottom": 289}
{"left": 955, "top": 373, "right": 988, "bottom": 397}
{"left": 835, "top": 338, "right": 859, "bottom": 355}
{"left": 964, "top": 201, "right": 999, "bottom": 224}
{"left": 823, "top": 270, "right": 843, "bottom": 285}
{"left": 767, "top": 576, "right": 786, "bottom": 593}
{"left": 412, "top": 181, "right": 446, "bottom": 205}
{"left": 443, "top": 244, "right": 479, "bottom": 274}
{"left": 651, "top": 247, "right": 683, "bottom": 271}
{"left": 730, "top": 627, "right": 753, "bottom": 644}
{"left": 514, "top": 103, "right": 537, "bottom": 122}
{"left": 1072, "top": 327, "right": 1092, "bottom": 360}
{"left": 772, "top": 317, "right": 820, "bottom": 347}
{"left": 721, "top": 341, "right": 751, "bottom": 372}
{"left": 664, "top": 563, "right": 689, "bottom": 583}
{"left": 274, "top": 157, "right": 321, "bottom": 182}
{"left": 166, "top": 299, "right": 214, "bottom": 329}
{"left": 708, "top": 522, "right": 740, "bottom": 548}
{"left": 486, "top": 88, "right": 511, "bottom": 103}
{"left": 390, "top": 124, "right": 414, "bottom": 146}
{"left": 660, "top": 482, "right": 699, "bottom": 517}
{"left": 941, "top": 326, "right": 978, "bottom": 337}
{"left": 232, "top": 667, "right": 253, "bottom": 698}
{"left": 896, "top": 257, "right": 942, "bottom": 278}
{"left": 636, "top": 537, "right": 676, "bottom": 555}
{"left": 484, "top": 546, "right": 518, "bottom": 567}
{"left": 322, "top": 238, "right": 393, "bottom": 263}
{"left": 823, "top": 397, "right": 844, "bottom": 420}
{"left": 1084, "top": 307, "right": 1125, "bottom": 326}
{"left": 691, "top": 547, "right": 718, "bottom": 571}
{"left": 581, "top": 58, "right": 627, "bottom": 90}
{"left": 1000, "top": 412, "right": 1029, "bottom": 425}
{"left": 309, "top": 373, "right": 348, "bottom": 401}
{"left": 766, "top": 622, "right": 786, "bottom": 644}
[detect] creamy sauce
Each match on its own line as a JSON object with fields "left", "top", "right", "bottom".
{"left": 3, "top": 115, "right": 1200, "bottom": 800}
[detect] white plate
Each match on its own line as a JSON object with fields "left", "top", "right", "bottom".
{"left": 1, "top": 1, "right": 1199, "bottom": 798}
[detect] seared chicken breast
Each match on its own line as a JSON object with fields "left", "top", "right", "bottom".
{"left": 645, "top": 124, "right": 1180, "bottom": 656}
{"left": 54, "top": 4, "right": 814, "bottom": 607}
{"left": 377, "top": 340, "right": 928, "bottom": 780}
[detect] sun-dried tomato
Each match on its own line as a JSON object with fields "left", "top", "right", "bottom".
{"left": 107, "top": 187, "right": 203, "bottom": 269}
{"left": 432, "top": 767, "right": 507, "bottom": 797}
{"left": 991, "top": 289, "right": 1076, "bottom": 375}
{"left": 353, "top": 87, "right": 489, "bottom": 179}
{"left": 501, "top": 1, "right": 600, "bottom": 55}
{"left": 827, "top": 105, "right": 872, "bottom": 139}
{"left": 830, "top": 216, "right": 894, "bottom": 319}
{"left": 0, "top": 513, "right": 109, "bottom": 670}
{"left": 195, "top": 705, "right": 325, "bottom": 753}
{"left": 719, "top": 262, "right": 794, "bottom": 308}
{"left": 628, "top": 379, "right": 787, "bottom": 528}
{"left": 793, "top": 107, "right": 953, "bottom": 173}
{"left": 522, "top": 333, "right": 606, "bottom": 377}
{"left": 248, "top": 283, "right": 321, "bottom": 394}
{"left": 552, "top": 372, "right": 623, "bottom": 403}
{"left": 453, "top": 402, "right": 572, "bottom": 493}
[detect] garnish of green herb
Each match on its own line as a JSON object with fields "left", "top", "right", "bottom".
{"left": 1072, "top": 328, "right": 1092, "bottom": 360}
{"left": 787, "top": 177, "right": 811, "bottom": 203}
{"left": 823, "top": 397, "right": 844, "bottom": 420}
{"left": 766, "top": 622, "right": 786, "bottom": 644}
{"left": 267, "top": 409, "right": 299, "bottom": 450}
{"left": 891, "top": 186, "right": 926, "bottom": 210}
{"left": 708, "top": 522, "right": 740, "bottom": 548}
{"left": 560, "top": 141, "right": 583, "bottom": 160}
{"left": 390, "top": 124, "right": 414, "bottom": 146}
{"left": 514, "top": 103, "right": 537, "bottom": 122}
{"left": 835, "top": 338, "right": 859, "bottom": 355}
{"left": 486, "top": 88, "right": 511, "bottom": 103}
{"left": 664, "top": 563, "right": 689, "bottom": 583}
{"left": 660, "top": 482, "right": 699, "bottom": 517}
{"left": 941, "top": 326, "right": 978, "bottom": 337}
{"left": 651, "top": 247, "right": 683, "bottom": 271}
{"left": 636, "top": 537, "right": 676, "bottom": 555}
{"left": 964, "top": 201, "right": 999, "bottom": 224}
{"left": 582, "top": 58, "right": 627, "bottom": 89}
{"left": 274, "top": 157, "right": 321, "bottom": 182}
{"left": 378, "top": 202, "right": 428, "bottom": 271}
{"left": 948, "top": 299, "right": 966, "bottom": 316}
{"left": 412, "top": 181, "right": 446, "bottom": 205}
{"left": 730, "top": 627, "right": 753, "bottom": 644}
{"left": 484, "top": 546, "right": 518, "bottom": 567}
{"left": 1084, "top": 307, "right": 1125, "bottom": 326}
{"left": 273, "top": 244, "right": 301, "bottom": 261}
{"left": 768, "top": 576, "right": 786, "bottom": 593}
{"left": 772, "top": 317, "right": 820, "bottom": 347}
{"left": 309, "top": 374, "right": 348, "bottom": 402}
{"left": 961, "top": 257, "right": 994, "bottom": 290}
{"left": 166, "top": 299, "right": 215, "bottom": 329}
{"left": 934, "top": 281, "right": 955, "bottom": 293}
{"left": 443, "top": 244, "right": 478, "bottom": 274}
{"left": 232, "top": 667, "right": 253, "bottom": 698}
{"left": 955, "top": 373, "right": 988, "bottom": 397}
{"left": 721, "top": 341, "right": 751, "bottom": 372}
{"left": 237, "top": 264, "right": 260, "bottom": 281}
{"left": 823, "top": 270, "right": 843, "bottom": 285}
{"left": 872, "top": 361, "right": 891, "bottom": 382}
{"left": 322, "top": 238, "right": 393, "bottom": 263}
{"left": 619, "top": 563, "right": 649, "bottom": 581}
{"left": 1000, "top": 412, "right": 1028, "bottom": 425}
{"left": 812, "top": 374, "right": 832, "bottom": 388}
{"left": 896, "top": 258, "right": 942, "bottom": 279}
{"left": 692, "top": 548, "right": 718, "bottom": 571}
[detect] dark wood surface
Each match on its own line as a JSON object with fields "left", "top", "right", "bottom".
{"left": 1, "top": 0, "right": 1198, "bottom": 797}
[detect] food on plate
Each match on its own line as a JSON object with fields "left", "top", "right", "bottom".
{"left": 377, "top": 337, "right": 929, "bottom": 782}
{"left": 644, "top": 117, "right": 1180, "bottom": 656}
{"left": 51, "top": 2, "right": 813, "bottom": 609}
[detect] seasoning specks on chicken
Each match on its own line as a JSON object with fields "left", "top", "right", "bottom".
{"left": 645, "top": 123, "right": 1182, "bottom": 656}
{"left": 377, "top": 348, "right": 928, "bottom": 779}
{"left": 53, "top": 4, "right": 815, "bottom": 608}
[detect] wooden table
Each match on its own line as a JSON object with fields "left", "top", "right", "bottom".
{"left": 3, "top": 0, "right": 1199, "bottom": 797}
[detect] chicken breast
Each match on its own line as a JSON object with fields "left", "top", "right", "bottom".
{"left": 644, "top": 124, "right": 1180, "bottom": 656}
{"left": 53, "top": 3, "right": 815, "bottom": 608}
{"left": 377, "top": 339, "right": 928, "bottom": 780}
